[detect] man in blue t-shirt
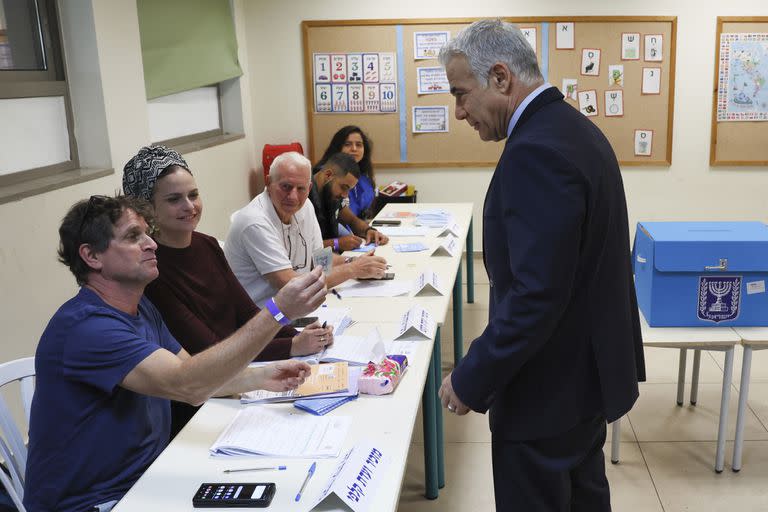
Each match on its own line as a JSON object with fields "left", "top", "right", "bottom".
{"left": 25, "top": 195, "right": 327, "bottom": 512}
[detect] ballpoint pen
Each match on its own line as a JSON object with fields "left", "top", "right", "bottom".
{"left": 295, "top": 461, "right": 317, "bottom": 502}
{"left": 223, "top": 465, "right": 286, "bottom": 473}
{"left": 331, "top": 289, "right": 342, "bottom": 300}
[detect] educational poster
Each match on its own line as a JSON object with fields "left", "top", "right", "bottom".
{"left": 562, "top": 78, "right": 578, "bottom": 101}
{"left": 621, "top": 33, "right": 640, "bottom": 60}
{"left": 577, "top": 90, "right": 598, "bottom": 117}
{"left": 581, "top": 48, "right": 601, "bottom": 76}
{"left": 521, "top": 27, "right": 537, "bottom": 54}
{"left": 556, "top": 22, "right": 575, "bottom": 49}
{"left": 634, "top": 129, "right": 653, "bottom": 156}
{"left": 605, "top": 90, "right": 624, "bottom": 117}
{"left": 417, "top": 67, "right": 450, "bottom": 94}
{"left": 608, "top": 65, "right": 624, "bottom": 87}
{"left": 717, "top": 33, "right": 768, "bottom": 121}
{"left": 314, "top": 52, "right": 398, "bottom": 113}
{"left": 412, "top": 106, "right": 449, "bottom": 133}
{"left": 414, "top": 31, "right": 450, "bottom": 59}
{"left": 641, "top": 67, "right": 661, "bottom": 94}
{"left": 644, "top": 34, "right": 663, "bottom": 61}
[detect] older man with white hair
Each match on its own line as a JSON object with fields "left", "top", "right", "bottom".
{"left": 225, "top": 152, "right": 387, "bottom": 307}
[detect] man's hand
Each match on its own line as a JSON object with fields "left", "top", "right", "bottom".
{"left": 365, "top": 229, "right": 389, "bottom": 245}
{"left": 274, "top": 266, "right": 326, "bottom": 319}
{"left": 350, "top": 254, "right": 388, "bottom": 279}
{"left": 338, "top": 234, "right": 364, "bottom": 251}
{"left": 290, "top": 322, "right": 334, "bottom": 356}
{"left": 257, "top": 360, "right": 312, "bottom": 392}
{"left": 438, "top": 371, "right": 470, "bottom": 416}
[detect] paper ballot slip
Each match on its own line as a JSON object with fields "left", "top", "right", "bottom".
{"left": 309, "top": 440, "right": 390, "bottom": 512}
{"left": 395, "top": 306, "right": 436, "bottom": 341}
{"left": 413, "top": 269, "right": 445, "bottom": 296}
{"left": 240, "top": 362, "right": 348, "bottom": 404}
{"left": 210, "top": 407, "right": 351, "bottom": 458}
{"left": 431, "top": 236, "right": 459, "bottom": 257}
{"left": 301, "top": 328, "right": 386, "bottom": 366}
{"left": 305, "top": 305, "right": 353, "bottom": 336}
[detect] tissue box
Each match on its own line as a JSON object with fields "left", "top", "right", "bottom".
{"left": 633, "top": 221, "right": 768, "bottom": 327}
{"left": 358, "top": 355, "right": 408, "bottom": 395}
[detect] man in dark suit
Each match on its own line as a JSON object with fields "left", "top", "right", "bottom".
{"left": 437, "top": 19, "right": 645, "bottom": 511}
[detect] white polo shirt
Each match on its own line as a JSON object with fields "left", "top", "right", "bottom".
{"left": 224, "top": 190, "right": 323, "bottom": 307}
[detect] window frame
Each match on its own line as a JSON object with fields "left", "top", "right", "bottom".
{"left": 0, "top": 0, "right": 79, "bottom": 188}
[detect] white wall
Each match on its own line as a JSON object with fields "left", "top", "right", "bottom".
{"left": 0, "top": 0, "right": 256, "bottom": 365}
{"left": 243, "top": 0, "right": 768, "bottom": 245}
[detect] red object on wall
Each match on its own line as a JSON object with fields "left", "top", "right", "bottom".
{"left": 261, "top": 142, "right": 304, "bottom": 183}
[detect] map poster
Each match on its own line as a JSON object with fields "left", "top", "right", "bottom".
{"left": 717, "top": 33, "right": 768, "bottom": 121}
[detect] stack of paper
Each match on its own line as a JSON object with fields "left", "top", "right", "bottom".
{"left": 415, "top": 209, "right": 453, "bottom": 228}
{"left": 336, "top": 279, "right": 412, "bottom": 298}
{"left": 300, "top": 328, "right": 386, "bottom": 366}
{"left": 303, "top": 305, "right": 353, "bottom": 336}
{"left": 210, "top": 407, "right": 351, "bottom": 458}
{"left": 376, "top": 226, "right": 429, "bottom": 237}
{"left": 241, "top": 362, "right": 349, "bottom": 404}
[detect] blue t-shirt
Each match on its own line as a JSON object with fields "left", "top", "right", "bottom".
{"left": 348, "top": 174, "right": 375, "bottom": 218}
{"left": 24, "top": 287, "right": 182, "bottom": 512}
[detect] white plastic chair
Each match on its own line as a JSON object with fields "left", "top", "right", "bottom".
{"left": 0, "top": 357, "right": 35, "bottom": 512}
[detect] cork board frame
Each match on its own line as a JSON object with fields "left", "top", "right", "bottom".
{"left": 302, "top": 17, "right": 677, "bottom": 168}
{"left": 710, "top": 17, "right": 768, "bottom": 166}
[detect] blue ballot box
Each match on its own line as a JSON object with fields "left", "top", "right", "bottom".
{"left": 633, "top": 221, "right": 768, "bottom": 327}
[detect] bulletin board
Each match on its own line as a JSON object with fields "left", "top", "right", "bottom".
{"left": 710, "top": 17, "right": 768, "bottom": 166}
{"left": 302, "top": 17, "right": 677, "bottom": 168}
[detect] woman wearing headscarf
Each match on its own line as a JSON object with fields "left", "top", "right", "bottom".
{"left": 123, "top": 145, "right": 332, "bottom": 436}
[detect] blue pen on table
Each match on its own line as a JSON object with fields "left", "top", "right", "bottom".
{"left": 223, "top": 465, "right": 286, "bottom": 473}
{"left": 295, "top": 461, "right": 317, "bottom": 502}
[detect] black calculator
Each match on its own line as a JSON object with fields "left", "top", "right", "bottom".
{"left": 192, "top": 483, "right": 275, "bottom": 508}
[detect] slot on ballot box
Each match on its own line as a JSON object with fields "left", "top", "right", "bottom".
{"left": 633, "top": 221, "right": 768, "bottom": 326}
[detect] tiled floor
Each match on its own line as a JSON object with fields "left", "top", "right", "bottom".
{"left": 397, "top": 254, "right": 768, "bottom": 511}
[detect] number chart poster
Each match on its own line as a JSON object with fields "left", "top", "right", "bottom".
{"left": 313, "top": 52, "right": 398, "bottom": 113}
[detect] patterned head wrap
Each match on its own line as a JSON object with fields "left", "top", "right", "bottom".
{"left": 122, "top": 145, "right": 191, "bottom": 201}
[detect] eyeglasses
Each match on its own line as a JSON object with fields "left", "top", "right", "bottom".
{"left": 282, "top": 221, "right": 308, "bottom": 271}
{"left": 77, "top": 195, "right": 112, "bottom": 240}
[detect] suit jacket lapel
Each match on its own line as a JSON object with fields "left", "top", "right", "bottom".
{"left": 508, "top": 86, "right": 564, "bottom": 139}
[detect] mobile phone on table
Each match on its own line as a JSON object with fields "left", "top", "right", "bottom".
{"left": 359, "top": 272, "right": 395, "bottom": 281}
{"left": 193, "top": 482, "right": 275, "bottom": 508}
{"left": 291, "top": 316, "right": 319, "bottom": 328}
{"left": 371, "top": 219, "right": 401, "bottom": 226}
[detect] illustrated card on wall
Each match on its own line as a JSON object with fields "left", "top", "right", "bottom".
{"left": 347, "top": 54, "right": 363, "bottom": 82}
{"left": 577, "top": 90, "right": 598, "bottom": 117}
{"left": 641, "top": 67, "right": 661, "bottom": 94}
{"left": 364, "top": 83, "right": 381, "bottom": 112}
{"left": 363, "top": 54, "right": 380, "bottom": 82}
{"left": 520, "top": 27, "right": 537, "bottom": 54}
{"left": 634, "top": 129, "right": 653, "bottom": 156}
{"left": 380, "top": 83, "right": 397, "bottom": 112}
{"left": 417, "top": 66, "right": 450, "bottom": 94}
{"left": 315, "top": 84, "right": 332, "bottom": 112}
{"left": 581, "top": 49, "right": 601, "bottom": 76}
{"left": 348, "top": 84, "right": 364, "bottom": 112}
{"left": 331, "top": 54, "right": 347, "bottom": 83}
{"left": 414, "top": 31, "right": 450, "bottom": 60}
{"left": 562, "top": 78, "right": 578, "bottom": 101}
{"left": 413, "top": 106, "right": 449, "bottom": 133}
{"left": 604, "top": 90, "right": 624, "bottom": 117}
{"left": 621, "top": 33, "right": 640, "bottom": 60}
{"left": 556, "top": 22, "right": 575, "bottom": 49}
{"left": 332, "top": 84, "right": 348, "bottom": 112}
{"left": 314, "top": 54, "right": 331, "bottom": 82}
{"left": 379, "top": 53, "right": 396, "bottom": 82}
{"left": 608, "top": 65, "right": 624, "bottom": 87}
{"left": 644, "top": 34, "right": 663, "bottom": 62}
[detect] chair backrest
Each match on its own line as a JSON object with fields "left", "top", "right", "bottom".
{"left": 261, "top": 142, "right": 304, "bottom": 185}
{"left": 0, "top": 357, "right": 35, "bottom": 512}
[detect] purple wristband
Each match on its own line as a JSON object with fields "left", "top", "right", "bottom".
{"left": 264, "top": 297, "right": 291, "bottom": 326}
{"left": 333, "top": 238, "right": 340, "bottom": 251}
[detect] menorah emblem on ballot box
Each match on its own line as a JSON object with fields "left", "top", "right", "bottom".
{"left": 698, "top": 276, "right": 742, "bottom": 323}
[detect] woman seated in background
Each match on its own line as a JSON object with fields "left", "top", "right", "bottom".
{"left": 123, "top": 145, "right": 333, "bottom": 436}
{"left": 314, "top": 126, "right": 388, "bottom": 247}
